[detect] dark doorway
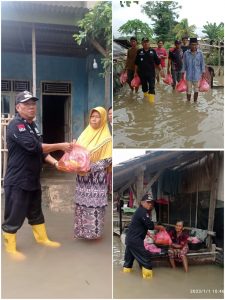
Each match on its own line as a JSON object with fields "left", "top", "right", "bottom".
{"left": 42, "top": 95, "right": 68, "bottom": 159}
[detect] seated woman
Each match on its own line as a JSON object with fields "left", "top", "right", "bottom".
{"left": 168, "top": 220, "right": 189, "bottom": 272}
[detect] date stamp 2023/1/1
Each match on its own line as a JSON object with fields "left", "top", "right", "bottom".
{"left": 190, "top": 289, "right": 224, "bottom": 295}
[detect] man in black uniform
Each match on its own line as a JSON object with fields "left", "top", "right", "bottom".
{"left": 2, "top": 90, "right": 73, "bottom": 260}
{"left": 134, "top": 37, "right": 162, "bottom": 102}
{"left": 123, "top": 193, "right": 164, "bottom": 278}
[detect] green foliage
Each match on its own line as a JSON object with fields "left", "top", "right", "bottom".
{"left": 173, "top": 18, "right": 196, "bottom": 40}
{"left": 164, "top": 41, "right": 173, "bottom": 51}
{"left": 202, "top": 22, "right": 224, "bottom": 41}
{"left": 142, "top": 1, "right": 181, "bottom": 41}
{"left": 73, "top": 1, "right": 112, "bottom": 76}
{"left": 120, "top": 1, "right": 139, "bottom": 7}
{"left": 118, "top": 19, "right": 153, "bottom": 42}
{"left": 206, "top": 49, "right": 224, "bottom": 66}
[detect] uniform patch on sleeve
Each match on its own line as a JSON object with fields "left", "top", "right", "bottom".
{"left": 17, "top": 124, "right": 26, "bottom": 132}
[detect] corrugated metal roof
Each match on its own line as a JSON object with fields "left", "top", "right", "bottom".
{"left": 1, "top": 2, "right": 100, "bottom": 57}
{"left": 1, "top": 20, "right": 97, "bottom": 57}
{"left": 2, "top": 1, "right": 89, "bottom": 15}
{"left": 113, "top": 151, "right": 211, "bottom": 192}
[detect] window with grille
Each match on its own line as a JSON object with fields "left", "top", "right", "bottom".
{"left": 13, "top": 80, "right": 30, "bottom": 92}
{"left": 1, "top": 80, "right": 11, "bottom": 92}
{"left": 1, "top": 80, "right": 30, "bottom": 92}
{"left": 42, "top": 82, "right": 71, "bottom": 94}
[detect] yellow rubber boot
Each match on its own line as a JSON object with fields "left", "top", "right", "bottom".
{"left": 3, "top": 232, "right": 26, "bottom": 260}
{"left": 144, "top": 92, "right": 148, "bottom": 97}
{"left": 148, "top": 94, "right": 155, "bottom": 103}
{"left": 123, "top": 267, "right": 132, "bottom": 273}
{"left": 142, "top": 267, "right": 153, "bottom": 279}
{"left": 32, "top": 224, "right": 61, "bottom": 248}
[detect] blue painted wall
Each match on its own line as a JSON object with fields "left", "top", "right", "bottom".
{"left": 1, "top": 52, "right": 107, "bottom": 138}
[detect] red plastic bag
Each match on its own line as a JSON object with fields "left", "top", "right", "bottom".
{"left": 58, "top": 144, "right": 90, "bottom": 173}
{"left": 199, "top": 78, "right": 210, "bottom": 92}
{"left": 131, "top": 75, "right": 141, "bottom": 88}
{"left": 163, "top": 74, "right": 173, "bottom": 85}
{"left": 119, "top": 71, "right": 128, "bottom": 85}
{"left": 176, "top": 78, "right": 187, "bottom": 92}
{"left": 154, "top": 230, "right": 172, "bottom": 245}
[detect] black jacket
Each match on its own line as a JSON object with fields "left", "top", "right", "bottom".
{"left": 4, "top": 114, "right": 46, "bottom": 191}
{"left": 135, "top": 48, "right": 160, "bottom": 76}
{"left": 126, "top": 206, "right": 154, "bottom": 246}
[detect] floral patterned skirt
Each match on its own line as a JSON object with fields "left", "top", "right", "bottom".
{"left": 168, "top": 244, "right": 189, "bottom": 261}
{"left": 74, "top": 203, "right": 105, "bottom": 239}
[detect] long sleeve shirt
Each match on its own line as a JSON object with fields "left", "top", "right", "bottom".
{"left": 125, "top": 47, "right": 138, "bottom": 71}
{"left": 182, "top": 48, "right": 205, "bottom": 81}
{"left": 126, "top": 206, "right": 154, "bottom": 246}
{"left": 135, "top": 48, "right": 161, "bottom": 76}
{"left": 4, "top": 114, "right": 45, "bottom": 191}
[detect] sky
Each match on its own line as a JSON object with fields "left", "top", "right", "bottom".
{"left": 113, "top": 149, "right": 147, "bottom": 165}
{"left": 113, "top": 0, "right": 225, "bottom": 38}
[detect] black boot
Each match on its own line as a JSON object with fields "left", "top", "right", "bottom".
{"left": 187, "top": 94, "right": 191, "bottom": 101}
{"left": 194, "top": 92, "right": 198, "bottom": 102}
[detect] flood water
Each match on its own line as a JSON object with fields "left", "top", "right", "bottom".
{"left": 113, "top": 236, "right": 224, "bottom": 299}
{"left": 1, "top": 206, "right": 112, "bottom": 299}
{"left": 113, "top": 77, "right": 224, "bottom": 148}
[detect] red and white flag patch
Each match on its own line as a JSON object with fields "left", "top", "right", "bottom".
{"left": 17, "top": 124, "right": 26, "bottom": 132}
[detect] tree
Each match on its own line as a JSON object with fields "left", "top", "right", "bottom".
{"left": 73, "top": 2, "right": 112, "bottom": 108}
{"left": 118, "top": 19, "right": 153, "bottom": 42}
{"left": 202, "top": 22, "right": 224, "bottom": 41}
{"left": 142, "top": 1, "right": 181, "bottom": 41}
{"left": 173, "top": 19, "right": 196, "bottom": 40}
{"left": 120, "top": 1, "right": 139, "bottom": 7}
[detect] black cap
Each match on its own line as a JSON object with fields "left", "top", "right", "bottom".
{"left": 142, "top": 37, "right": 149, "bottom": 42}
{"left": 141, "top": 193, "right": 153, "bottom": 201}
{"left": 190, "top": 37, "right": 198, "bottom": 44}
{"left": 175, "top": 40, "right": 181, "bottom": 45}
{"left": 16, "top": 91, "right": 39, "bottom": 105}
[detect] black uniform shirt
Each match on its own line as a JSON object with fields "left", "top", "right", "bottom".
{"left": 126, "top": 206, "right": 154, "bottom": 246}
{"left": 135, "top": 48, "right": 161, "bottom": 76}
{"left": 181, "top": 45, "right": 189, "bottom": 53}
{"left": 4, "top": 114, "right": 45, "bottom": 191}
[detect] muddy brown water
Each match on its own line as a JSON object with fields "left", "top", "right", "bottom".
{"left": 1, "top": 206, "right": 112, "bottom": 299}
{"left": 113, "top": 78, "right": 224, "bottom": 148}
{"left": 113, "top": 236, "right": 224, "bottom": 299}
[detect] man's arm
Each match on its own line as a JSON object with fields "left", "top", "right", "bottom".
{"left": 42, "top": 143, "right": 73, "bottom": 154}
{"left": 44, "top": 154, "right": 59, "bottom": 167}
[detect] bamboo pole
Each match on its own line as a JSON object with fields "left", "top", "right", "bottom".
{"left": 136, "top": 166, "right": 145, "bottom": 206}
{"left": 119, "top": 195, "right": 123, "bottom": 235}
{"left": 32, "top": 24, "right": 36, "bottom": 96}
{"left": 207, "top": 152, "right": 220, "bottom": 250}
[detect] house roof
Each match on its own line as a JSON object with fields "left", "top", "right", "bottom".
{"left": 113, "top": 41, "right": 127, "bottom": 58}
{"left": 113, "top": 151, "right": 212, "bottom": 192}
{"left": 114, "top": 39, "right": 131, "bottom": 49}
{"left": 1, "top": 1, "right": 98, "bottom": 57}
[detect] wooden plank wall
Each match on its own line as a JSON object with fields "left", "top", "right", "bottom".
{"left": 1, "top": 114, "right": 13, "bottom": 181}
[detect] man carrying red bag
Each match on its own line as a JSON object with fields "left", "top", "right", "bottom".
{"left": 182, "top": 37, "right": 206, "bottom": 102}
{"left": 123, "top": 193, "right": 165, "bottom": 279}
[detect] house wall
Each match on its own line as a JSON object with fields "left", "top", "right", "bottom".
{"left": 180, "top": 153, "right": 224, "bottom": 203}
{"left": 1, "top": 52, "right": 106, "bottom": 138}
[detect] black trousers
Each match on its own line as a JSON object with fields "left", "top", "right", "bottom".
{"left": 123, "top": 243, "right": 152, "bottom": 270}
{"left": 139, "top": 73, "right": 156, "bottom": 94}
{"left": 2, "top": 186, "right": 45, "bottom": 233}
